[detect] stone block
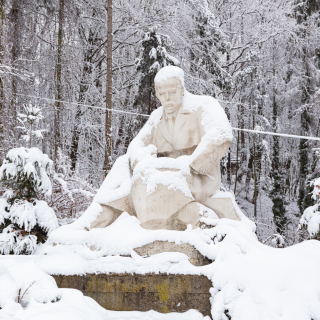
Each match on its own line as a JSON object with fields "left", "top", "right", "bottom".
{"left": 53, "top": 273, "right": 212, "bottom": 317}
{"left": 134, "top": 241, "right": 212, "bottom": 266}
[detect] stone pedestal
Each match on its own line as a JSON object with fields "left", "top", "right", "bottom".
{"left": 134, "top": 241, "right": 212, "bottom": 266}
{"left": 53, "top": 273, "right": 212, "bottom": 317}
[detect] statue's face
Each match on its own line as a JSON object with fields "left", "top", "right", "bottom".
{"left": 155, "top": 78, "right": 184, "bottom": 115}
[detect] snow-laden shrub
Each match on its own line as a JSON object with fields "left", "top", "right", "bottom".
{"left": 299, "top": 177, "right": 320, "bottom": 240}
{"left": 49, "top": 149, "right": 96, "bottom": 225}
{"left": 300, "top": 204, "right": 320, "bottom": 240}
{"left": 0, "top": 223, "right": 37, "bottom": 255}
{"left": 0, "top": 148, "right": 58, "bottom": 254}
{"left": 0, "top": 147, "right": 52, "bottom": 200}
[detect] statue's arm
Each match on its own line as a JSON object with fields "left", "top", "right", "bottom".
{"left": 190, "top": 105, "right": 232, "bottom": 175}
{"left": 190, "top": 138, "right": 231, "bottom": 175}
{"left": 129, "top": 129, "right": 156, "bottom": 171}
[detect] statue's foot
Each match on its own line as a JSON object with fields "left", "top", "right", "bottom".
{"left": 88, "top": 204, "right": 122, "bottom": 230}
{"left": 204, "top": 194, "right": 240, "bottom": 221}
{"left": 140, "top": 219, "right": 168, "bottom": 230}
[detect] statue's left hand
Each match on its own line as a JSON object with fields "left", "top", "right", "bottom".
{"left": 190, "top": 166, "right": 201, "bottom": 175}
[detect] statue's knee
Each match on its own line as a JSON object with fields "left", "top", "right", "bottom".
{"left": 89, "top": 205, "right": 121, "bottom": 230}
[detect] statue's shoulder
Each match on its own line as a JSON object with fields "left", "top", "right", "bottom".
{"left": 149, "top": 106, "right": 164, "bottom": 125}
{"left": 182, "top": 91, "right": 223, "bottom": 114}
{"left": 133, "top": 107, "right": 163, "bottom": 144}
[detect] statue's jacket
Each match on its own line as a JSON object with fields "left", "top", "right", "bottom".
{"left": 106, "top": 92, "right": 233, "bottom": 220}
{"left": 141, "top": 105, "right": 231, "bottom": 205}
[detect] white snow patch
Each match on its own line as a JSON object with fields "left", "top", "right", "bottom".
{"left": 0, "top": 259, "right": 208, "bottom": 320}
{"left": 300, "top": 204, "right": 320, "bottom": 237}
{"left": 0, "top": 209, "right": 320, "bottom": 320}
{"left": 0, "top": 147, "right": 53, "bottom": 198}
{"left": 154, "top": 65, "right": 185, "bottom": 87}
{"left": 1, "top": 216, "right": 320, "bottom": 320}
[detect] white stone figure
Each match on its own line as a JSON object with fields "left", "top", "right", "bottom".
{"left": 87, "top": 66, "right": 240, "bottom": 231}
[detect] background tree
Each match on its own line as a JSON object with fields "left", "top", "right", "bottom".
{"left": 135, "top": 27, "right": 179, "bottom": 115}
{"left": 1, "top": 0, "right": 320, "bottom": 246}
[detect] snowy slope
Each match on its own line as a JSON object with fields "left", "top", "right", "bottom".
{"left": 1, "top": 214, "right": 319, "bottom": 320}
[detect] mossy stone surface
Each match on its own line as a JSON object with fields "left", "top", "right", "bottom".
{"left": 53, "top": 273, "right": 212, "bottom": 317}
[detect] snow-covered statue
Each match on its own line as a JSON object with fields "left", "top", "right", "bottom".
{"left": 85, "top": 66, "right": 240, "bottom": 231}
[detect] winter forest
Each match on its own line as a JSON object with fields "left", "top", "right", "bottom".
{"left": 1, "top": 0, "right": 320, "bottom": 248}
{"left": 2, "top": 0, "right": 320, "bottom": 319}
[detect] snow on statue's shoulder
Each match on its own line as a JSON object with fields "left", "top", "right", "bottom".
{"left": 132, "top": 106, "right": 163, "bottom": 144}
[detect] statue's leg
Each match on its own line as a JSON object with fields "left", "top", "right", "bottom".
{"left": 132, "top": 176, "right": 194, "bottom": 230}
{"left": 88, "top": 205, "right": 122, "bottom": 230}
{"left": 166, "top": 201, "right": 201, "bottom": 231}
{"left": 89, "top": 194, "right": 135, "bottom": 230}
{"left": 185, "top": 166, "right": 241, "bottom": 221}
{"left": 203, "top": 197, "right": 240, "bottom": 221}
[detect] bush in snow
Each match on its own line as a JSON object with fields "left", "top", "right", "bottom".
{"left": 299, "top": 177, "right": 320, "bottom": 240}
{"left": 49, "top": 149, "right": 96, "bottom": 225}
{"left": 0, "top": 147, "right": 58, "bottom": 254}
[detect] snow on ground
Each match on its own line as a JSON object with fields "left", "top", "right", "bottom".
{"left": 1, "top": 213, "right": 320, "bottom": 320}
{"left": 0, "top": 259, "right": 207, "bottom": 320}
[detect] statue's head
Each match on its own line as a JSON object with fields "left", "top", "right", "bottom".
{"left": 155, "top": 66, "right": 185, "bottom": 115}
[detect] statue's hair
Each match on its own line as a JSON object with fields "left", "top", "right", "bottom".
{"left": 154, "top": 66, "right": 185, "bottom": 86}
{"left": 155, "top": 77, "right": 184, "bottom": 97}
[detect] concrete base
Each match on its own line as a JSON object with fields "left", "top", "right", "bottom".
{"left": 53, "top": 273, "right": 212, "bottom": 317}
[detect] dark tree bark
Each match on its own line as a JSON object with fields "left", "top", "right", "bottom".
{"left": 0, "top": 0, "right": 4, "bottom": 145}
{"left": 54, "top": 0, "right": 65, "bottom": 160}
{"left": 10, "top": 0, "right": 23, "bottom": 129}
{"left": 104, "top": 0, "right": 113, "bottom": 177}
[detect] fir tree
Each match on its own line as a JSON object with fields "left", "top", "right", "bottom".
{"left": 293, "top": 0, "right": 320, "bottom": 24}
{"left": 270, "top": 97, "right": 287, "bottom": 234}
{"left": 126, "top": 27, "right": 180, "bottom": 150}
{"left": 0, "top": 106, "right": 57, "bottom": 255}
{"left": 134, "top": 26, "right": 179, "bottom": 116}
{"left": 235, "top": 50, "right": 267, "bottom": 215}
{"left": 299, "top": 172, "right": 320, "bottom": 241}
{"left": 17, "top": 104, "right": 46, "bottom": 148}
{"left": 293, "top": 0, "right": 320, "bottom": 214}
{"left": 190, "top": 0, "right": 232, "bottom": 93}
{"left": 298, "top": 111, "right": 314, "bottom": 214}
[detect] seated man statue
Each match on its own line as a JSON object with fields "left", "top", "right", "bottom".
{"left": 86, "top": 66, "right": 240, "bottom": 231}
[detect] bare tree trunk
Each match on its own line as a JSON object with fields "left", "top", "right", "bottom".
{"left": 29, "top": 123, "right": 32, "bottom": 148}
{"left": 10, "top": 0, "right": 22, "bottom": 130}
{"left": 70, "top": 106, "right": 83, "bottom": 170}
{"left": 104, "top": 0, "right": 113, "bottom": 177}
{"left": 253, "top": 133, "right": 258, "bottom": 216}
{"left": 54, "top": 0, "right": 64, "bottom": 160}
{"left": 0, "top": 0, "right": 4, "bottom": 144}
{"left": 225, "top": 106, "right": 232, "bottom": 186}
{"left": 148, "top": 76, "right": 152, "bottom": 115}
{"left": 234, "top": 126, "right": 240, "bottom": 194}
{"left": 70, "top": 53, "right": 90, "bottom": 170}
{"left": 225, "top": 46, "right": 232, "bottom": 187}
{"left": 245, "top": 148, "right": 253, "bottom": 199}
